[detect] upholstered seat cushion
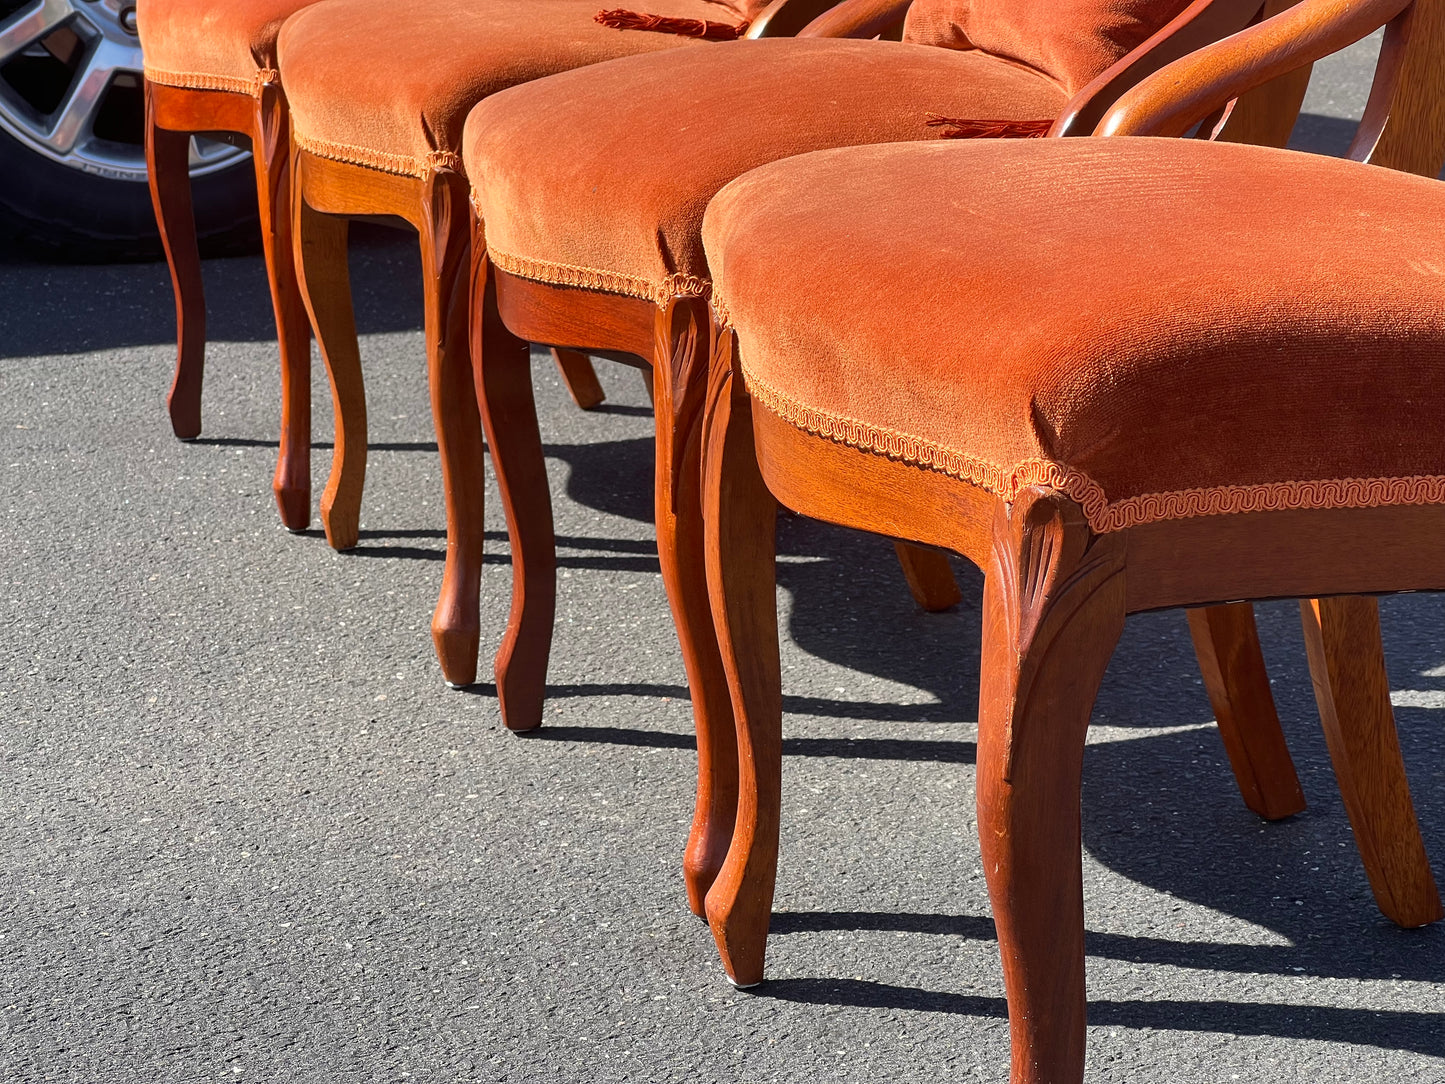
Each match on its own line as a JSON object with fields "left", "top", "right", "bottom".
{"left": 139, "top": 0, "right": 316, "bottom": 95}
{"left": 278, "top": 0, "right": 755, "bottom": 179}
{"left": 702, "top": 138, "right": 1445, "bottom": 533}
{"left": 466, "top": 38, "right": 1067, "bottom": 303}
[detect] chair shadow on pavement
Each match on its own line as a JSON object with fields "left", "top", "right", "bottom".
{"left": 755, "top": 976, "right": 1445, "bottom": 1057}
{"left": 537, "top": 405, "right": 1445, "bottom": 1057}
{"left": 0, "top": 220, "right": 423, "bottom": 359}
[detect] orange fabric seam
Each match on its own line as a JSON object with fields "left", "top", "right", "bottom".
{"left": 293, "top": 133, "right": 463, "bottom": 179}
{"left": 144, "top": 66, "right": 269, "bottom": 98}
{"left": 486, "top": 246, "right": 711, "bottom": 304}
{"left": 740, "top": 367, "right": 1445, "bottom": 533}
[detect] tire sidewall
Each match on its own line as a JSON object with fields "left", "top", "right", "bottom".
{"left": 0, "top": 126, "right": 259, "bottom": 261}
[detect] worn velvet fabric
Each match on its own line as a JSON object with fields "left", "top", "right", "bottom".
{"left": 466, "top": 38, "right": 1067, "bottom": 302}
{"left": 901, "top": 0, "right": 1194, "bottom": 95}
{"left": 278, "top": 0, "right": 761, "bottom": 179}
{"left": 138, "top": 0, "right": 317, "bottom": 95}
{"left": 702, "top": 139, "right": 1445, "bottom": 532}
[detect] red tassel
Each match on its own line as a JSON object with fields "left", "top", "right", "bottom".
{"left": 595, "top": 8, "right": 750, "bottom": 39}
{"left": 925, "top": 114, "right": 1054, "bottom": 139}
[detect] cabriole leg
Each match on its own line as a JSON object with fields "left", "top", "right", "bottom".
{"left": 474, "top": 251, "right": 556, "bottom": 725}
{"left": 145, "top": 84, "right": 205, "bottom": 441}
{"left": 701, "top": 330, "right": 780, "bottom": 986}
{"left": 1187, "top": 603, "right": 1306, "bottom": 820}
{"left": 421, "top": 173, "right": 486, "bottom": 688}
{"left": 655, "top": 300, "right": 738, "bottom": 914}
{"left": 978, "top": 489, "right": 1125, "bottom": 1084}
{"left": 1300, "top": 596, "right": 1442, "bottom": 927}
{"left": 893, "top": 541, "right": 962, "bottom": 612}
{"left": 293, "top": 178, "right": 365, "bottom": 551}
{"left": 253, "top": 87, "right": 311, "bottom": 531}
{"left": 551, "top": 348, "right": 605, "bottom": 410}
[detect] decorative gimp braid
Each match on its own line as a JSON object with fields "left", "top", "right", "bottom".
{"left": 144, "top": 66, "right": 278, "bottom": 98}
{"left": 293, "top": 132, "right": 463, "bottom": 179}
{"left": 486, "top": 247, "right": 711, "bottom": 305}
{"left": 738, "top": 365, "right": 1445, "bottom": 533}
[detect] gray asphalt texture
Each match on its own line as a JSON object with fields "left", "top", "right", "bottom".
{"left": 3, "top": 34, "right": 1443, "bottom": 1084}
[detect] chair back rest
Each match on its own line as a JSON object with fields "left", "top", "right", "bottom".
{"left": 1097, "top": 0, "right": 1445, "bottom": 176}
{"left": 902, "top": 0, "right": 1204, "bottom": 93}
{"left": 1349, "top": 0, "right": 1445, "bottom": 175}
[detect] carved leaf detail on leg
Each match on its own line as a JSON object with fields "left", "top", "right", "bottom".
{"left": 987, "top": 487, "right": 1126, "bottom": 784}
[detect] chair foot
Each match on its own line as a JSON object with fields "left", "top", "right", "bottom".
{"left": 273, "top": 481, "right": 311, "bottom": 533}
{"left": 432, "top": 621, "right": 481, "bottom": 689}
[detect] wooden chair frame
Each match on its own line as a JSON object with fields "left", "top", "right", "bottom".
{"left": 291, "top": 153, "right": 491, "bottom": 684}
{"left": 701, "top": 0, "right": 1445, "bottom": 1079}
{"left": 145, "top": 78, "right": 311, "bottom": 530}
{"left": 473, "top": 0, "right": 1311, "bottom": 917}
{"left": 287, "top": 0, "right": 856, "bottom": 691}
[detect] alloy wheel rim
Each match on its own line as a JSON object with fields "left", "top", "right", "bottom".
{"left": 0, "top": 0, "right": 248, "bottom": 183}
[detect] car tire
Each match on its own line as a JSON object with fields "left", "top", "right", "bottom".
{"left": 0, "top": 123, "right": 260, "bottom": 262}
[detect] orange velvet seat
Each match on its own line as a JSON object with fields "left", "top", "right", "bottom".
{"left": 465, "top": 37, "right": 1068, "bottom": 302}
{"left": 138, "top": 0, "right": 316, "bottom": 94}
{"left": 277, "top": 0, "right": 737, "bottom": 180}
{"left": 702, "top": 136, "right": 1445, "bottom": 534}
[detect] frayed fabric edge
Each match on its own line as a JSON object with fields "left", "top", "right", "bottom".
{"left": 486, "top": 246, "right": 710, "bottom": 305}
{"left": 293, "top": 132, "right": 463, "bottom": 179}
{"left": 740, "top": 366, "right": 1445, "bottom": 533}
{"left": 144, "top": 66, "right": 277, "bottom": 98}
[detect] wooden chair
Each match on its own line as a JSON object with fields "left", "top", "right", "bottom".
{"left": 463, "top": 0, "right": 1311, "bottom": 916}
{"left": 140, "top": 0, "right": 614, "bottom": 534}
{"left": 278, "top": 0, "right": 842, "bottom": 690}
{"left": 698, "top": 0, "right": 1445, "bottom": 1077}
{"left": 140, "top": 0, "right": 319, "bottom": 530}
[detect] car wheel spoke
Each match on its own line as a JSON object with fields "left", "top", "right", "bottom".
{"left": 0, "top": 0, "right": 248, "bottom": 182}
{"left": 0, "top": 0, "right": 75, "bottom": 65}
{"left": 43, "top": 34, "right": 125, "bottom": 156}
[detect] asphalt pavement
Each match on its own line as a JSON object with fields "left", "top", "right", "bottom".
{"left": 3, "top": 34, "right": 1443, "bottom": 1084}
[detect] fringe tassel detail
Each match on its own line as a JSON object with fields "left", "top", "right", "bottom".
{"left": 595, "top": 9, "right": 750, "bottom": 39}
{"left": 925, "top": 114, "right": 1054, "bottom": 139}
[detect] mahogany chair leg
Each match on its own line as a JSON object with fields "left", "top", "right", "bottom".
{"left": 701, "top": 339, "right": 780, "bottom": 986}
{"left": 655, "top": 301, "right": 739, "bottom": 914}
{"left": 145, "top": 86, "right": 205, "bottom": 442}
{"left": 1187, "top": 603, "right": 1307, "bottom": 820}
{"left": 893, "top": 541, "right": 963, "bottom": 612}
{"left": 551, "top": 348, "right": 606, "bottom": 410}
{"left": 294, "top": 189, "right": 366, "bottom": 551}
{"left": 474, "top": 256, "right": 556, "bottom": 725}
{"left": 1299, "top": 596, "right": 1443, "bottom": 927}
{"left": 978, "top": 489, "right": 1126, "bottom": 1084}
{"left": 253, "top": 86, "right": 311, "bottom": 531}
{"left": 421, "top": 174, "right": 486, "bottom": 688}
